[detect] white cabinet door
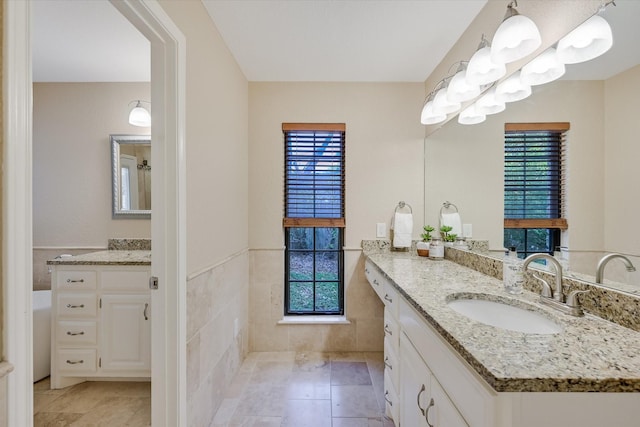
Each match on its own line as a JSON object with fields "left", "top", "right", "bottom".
{"left": 430, "top": 378, "right": 469, "bottom": 427}
{"left": 100, "top": 294, "right": 151, "bottom": 373}
{"left": 400, "top": 333, "right": 431, "bottom": 427}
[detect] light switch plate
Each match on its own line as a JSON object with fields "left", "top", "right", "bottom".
{"left": 463, "top": 223, "right": 472, "bottom": 238}
{"left": 376, "top": 223, "right": 386, "bottom": 238}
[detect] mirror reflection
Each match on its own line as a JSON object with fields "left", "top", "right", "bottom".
{"left": 424, "top": 2, "right": 640, "bottom": 293}
{"left": 111, "top": 134, "right": 151, "bottom": 218}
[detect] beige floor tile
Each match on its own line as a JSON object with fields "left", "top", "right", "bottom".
{"left": 249, "top": 361, "right": 293, "bottom": 385}
{"left": 34, "top": 411, "right": 84, "bottom": 426}
{"left": 69, "top": 396, "right": 150, "bottom": 426}
{"left": 331, "top": 384, "right": 383, "bottom": 418}
{"left": 331, "top": 361, "right": 373, "bottom": 385}
{"left": 281, "top": 399, "right": 331, "bottom": 427}
{"left": 285, "top": 371, "right": 331, "bottom": 400}
{"left": 329, "top": 351, "right": 367, "bottom": 362}
{"left": 226, "top": 416, "right": 283, "bottom": 427}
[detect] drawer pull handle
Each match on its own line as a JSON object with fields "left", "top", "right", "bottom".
{"left": 417, "top": 384, "right": 426, "bottom": 416}
{"left": 66, "top": 359, "right": 84, "bottom": 365}
{"left": 384, "top": 324, "right": 393, "bottom": 336}
{"left": 66, "top": 304, "right": 85, "bottom": 309}
{"left": 425, "top": 397, "right": 435, "bottom": 427}
{"left": 66, "top": 331, "right": 85, "bottom": 336}
{"left": 373, "top": 279, "right": 379, "bottom": 286}
{"left": 384, "top": 391, "right": 393, "bottom": 406}
{"left": 384, "top": 356, "right": 393, "bottom": 370}
{"left": 66, "top": 279, "right": 85, "bottom": 283}
{"left": 143, "top": 303, "right": 149, "bottom": 320}
{"left": 384, "top": 294, "right": 393, "bottom": 303}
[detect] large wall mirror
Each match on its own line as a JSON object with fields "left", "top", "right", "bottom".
{"left": 424, "top": 1, "right": 640, "bottom": 294}
{"left": 111, "top": 134, "right": 151, "bottom": 219}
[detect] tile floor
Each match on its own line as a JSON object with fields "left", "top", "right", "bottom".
{"left": 33, "top": 351, "right": 394, "bottom": 427}
{"left": 211, "top": 351, "right": 395, "bottom": 427}
{"left": 33, "top": 378, "right": 151, "bottom": 426}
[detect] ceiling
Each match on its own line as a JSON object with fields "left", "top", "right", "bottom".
{"left": 32, "top": 0, "right": 640, "bottom": 83}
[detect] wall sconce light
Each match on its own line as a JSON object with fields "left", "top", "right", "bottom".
{"left": 490, "top": 0, "right": 541, "bottom": 65}
{"left": 447, "top": 62, "right": 481, "bottom": 103}
{"left": 432, "top": 78, "right": 461, "bottom": 115}
{"left": 520, "top": 47, "right": 566, "bottom": 86}
{"left": 466, "top": 35, "right": 506, "bottom": 86}
{"left": 128, "top": 100, "right": 151, "bottom": 127}
{"left": 557, "top": 14, "right": 613, "bottom": 64}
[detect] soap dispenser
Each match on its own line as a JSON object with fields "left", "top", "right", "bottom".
{"left": 503, "top": 246, "right": 524, "bottom": 294}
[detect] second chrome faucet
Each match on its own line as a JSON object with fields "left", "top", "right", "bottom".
{"left": 595, "top": 253, "right": 636, "bottom": 284}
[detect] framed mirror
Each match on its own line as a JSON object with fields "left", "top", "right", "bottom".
{"left": 111, "top": 134, "right": 151, "bottom": 219}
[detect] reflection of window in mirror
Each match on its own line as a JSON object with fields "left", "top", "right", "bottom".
{"left": 120, "top": 154, "right": 139, "bottom": 210}
{"left": 504, "top": 122, "right": 569, "bottom": 258}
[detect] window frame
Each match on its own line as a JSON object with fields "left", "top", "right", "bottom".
{"left": 283, "top": 123, "right": 346, "bottom": 316}
{"left": 504, "top": 122, "right": 569, "bottom": 257}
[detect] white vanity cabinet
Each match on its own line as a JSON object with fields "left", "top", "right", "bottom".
{"left": 50, "top": 264, "right": 151, "bottom": 389}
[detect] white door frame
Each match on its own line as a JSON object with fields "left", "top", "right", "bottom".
{"left": 3, "top": 1, "right": 187, "bottom": 425}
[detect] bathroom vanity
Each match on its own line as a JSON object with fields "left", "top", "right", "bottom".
{"left": 47, "top": 250, "right": 151, "bottom": 389}
{"left": 364, "top": 249, "right": 640, "bottom": 427}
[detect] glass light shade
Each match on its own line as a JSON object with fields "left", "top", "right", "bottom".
{"left": 557, "top": 15, "right": 613, "bottom": 64}
{"left": 466, "top": 46, "right": 506, "bottom": 86}
{"left": 129, "top": 102, "right": 151, "bottom": 127}
{"left": 458, "top": 103, "right": 486, "bottom": 125}
{"left": 447, "top": 69, "right": 481, "bottom": 103}
{"left": 420, "top": 100, "right": 446, "bottom": 125}
{"left": 520, "top": 47, "right": 566, "bottom": 86}
{"left": 432, "top": 87, "right": 461, "bottom": 115}
{"left": 491, "top": 14, "right": 542, "bottom": 64}
{"left": 475, "top": 87, "right": 506, "bottom": 115}
{"left": 495, "top": 71, "right": 532, "bottom": 103}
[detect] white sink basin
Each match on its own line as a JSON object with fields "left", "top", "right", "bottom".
{"left": 447, "top": 296, "right": 562, "bottom": 334}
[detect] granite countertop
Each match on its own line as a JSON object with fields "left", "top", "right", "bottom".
{"left": 366, "top": 251, "right": 640, "bottom": 393}
{"left": 46, "top": 250, "right": 151, "bottom": 266}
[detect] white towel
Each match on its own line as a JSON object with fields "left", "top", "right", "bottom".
{"left": 440, "top": 212, "right": 462, "bottom": 237}
{"left": 392, "top": 212, "right": 413, "bottom": 248}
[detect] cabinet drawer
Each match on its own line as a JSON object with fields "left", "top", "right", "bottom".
{"left": 56, "top": 270, "right": 97, "bottom": 290}
{"left": 364, "top": 260, "right": 385, "bottom": 301}
{"left": 57, "top": 348, "right": 97, "bottom": 374}
{"left": 383, "top": 307, "right": 399, "bottom": 350}
{"left": 56, "top": 321, "right": 97, "bottom": 345}
{"left": 383, "top": 369, "right": 400, "bottom": 423}
{"left": 382, "top": 281, "right": 399, "bottom": 318}
{"left": 384, "top": 336, "right": 400, "bottom": 392}
{"left": 101, "top": 269, "right": 150, "bottom": 292}
{"left": 57, "top": 294, "right": 97, "bottom": 317}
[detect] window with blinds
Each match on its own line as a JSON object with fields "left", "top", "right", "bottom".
{"left": 504, "top": 123, "right": 569, "bottom": 256}
{"left": 283, "top": 123, "right": 345, "bottom": 315}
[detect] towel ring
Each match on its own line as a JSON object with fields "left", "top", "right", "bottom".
{"left": 440, "top": 201, "right": 458, "bottom": 216}
{"left": 395, "top": 201, "right": 412, "bottom": 214}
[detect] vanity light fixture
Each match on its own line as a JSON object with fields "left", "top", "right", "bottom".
{"left": 458, "top": 103, "right": 486, "bottom": 125}
{"left": 128, "top": 100, "right": 151, "bottom": 127}
{"left": 466, "top": 35, "right": 506, "bottom": 86}
{"left": 475, "top": 87, "right": 506, "bottom": 115}
{"left": 446, "top": 62, "right": 481, "bottom": 103}
{"left": 495, "top": 70, "right": 532, "bottom": 103}
{"left": 432, "top": 78, "right": 461, "bottom": 115}
{"left": 490, "top": 0, "right": 541, "bottom": 65}
{"left": 557, "top": 14, "right": 613, "bottom": 64}
{"left": 520, "top": 47, "right": 566, "bottom": 86}
{"left": 420, "top": 92, "right": 447, "bottom": 125}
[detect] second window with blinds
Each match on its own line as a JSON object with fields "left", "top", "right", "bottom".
{"left": 283, "top": 123, "right": 345, "bottom": 315}
{"left": 504, "top": 122, "right": 569, "bottom": 258}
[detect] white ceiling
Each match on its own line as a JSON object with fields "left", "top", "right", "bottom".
{"left": 32, "top": 0, "right": 640, "bottom": 83}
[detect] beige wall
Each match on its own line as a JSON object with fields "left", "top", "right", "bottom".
{"left": 426, "top": 80, "right": 606, "bottom": 253}
{"left": 32, "top": 82, "right": 151, "bottom": 289}
{"left": 248, "top": 82, "right": 425, "bottom": 351}
{"left": 157, "top": 1, "right": 249, "bottom": 425}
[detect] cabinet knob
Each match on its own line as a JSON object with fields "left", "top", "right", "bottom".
{"left": 384, "top": 294, "right": 393, "bottom": 303}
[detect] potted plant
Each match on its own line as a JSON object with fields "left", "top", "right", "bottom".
{"left": 417, "top": 225, "right": 434, "bottom": 257}
{"left": 439, "top": 225, "right": 457, "bottom": 247}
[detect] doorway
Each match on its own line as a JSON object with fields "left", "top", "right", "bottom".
{"left": 3, "top": 0, "right": 187, "bottom": 425}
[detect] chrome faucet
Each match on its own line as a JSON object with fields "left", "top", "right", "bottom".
{"left": 522, "top": 253, "right": 588, "bottom": 317}
{"left": 596, "top": 253, "right": 636, "bottom": 284}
